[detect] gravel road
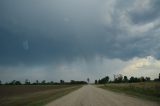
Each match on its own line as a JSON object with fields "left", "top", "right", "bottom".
{"left": 46, "top": 85, "right": 159, "bottom": 106}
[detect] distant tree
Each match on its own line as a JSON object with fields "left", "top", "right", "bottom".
{"left": 145, "top": 77, "right": 150, "bottom": 81}
{"left": 118, "top": 74, "right": 123, "bottom": 82}
{"left": 31, "top": 80, "right": 38, "bottom": 85}
{"left": 60, "top": 80, "right": 64, "bottom": 84}
{"left": 95, "top": 80, "right": 98, "bottom": 84}
{"left": 9, "top": 80, "right": 16, "bottom": 85}
{"left": 109, "top": 80, "right": 112, "bottom": 83}
{"left": 70, "top": 80, "right": 87, "bottom": 84}
{"left": 5, "top": 82, "right": 9, "bottom": 85}
{"left": 25, "top": 79, "right": 30, "bottom": 85}
{"left": 140, "top": 76, "right": 145, "bottom": 82}
{"left": 87, "top": 78, "right": 90, "bottom": 83}
{"left": 114, "top": 74, "right": 123, "bottom": 83}
{"left": 0, "top": 80, "right": 2, "bottom": 85}
{"left": 15, "top": 81, "right": 21, "bottom": 85}
{"left": 36, "top": 80, "right": 39, "bottom": 85}
{"left": 123, "top": 76, "right": 128, "bottom": 82}
{"left": 155, "top": 73, "right": 160, "bottom": 82}
{"left": 50, "top": 81, "right": 54, "bottom": 85}
{"left": 129, "top": 77, "right": 142, "bottom": 83}
{"left": 106, "top": 76, "right": 109, "bottom": 82}
{"left": 99, "top": 76, "right": 109, "bottom": 84}
{"left": 135, "top": 77, "right": 138, "bottom": 82}
{"left": 129, "top": 77, "right": 135, "bottom": 83}
{"left": 70, "top": 80, "right": 74, "bottom": 84}
{"left": 41, "top": 80, "right": 46, "bottom": 85}
{"left": 9, "top": 80, "right": 21, "bottom": 85}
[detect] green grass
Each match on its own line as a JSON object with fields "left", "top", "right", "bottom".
{"left": 99, "top": 82, "right": 160, "bottom": 102}
{"left": 0, "top": 85, "right": 82, "bottom": 106}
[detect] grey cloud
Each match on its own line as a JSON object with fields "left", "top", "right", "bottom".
{"left": 128, "top": 0, "right": 160, "bottom": 24}
{"left": 0, "top": 57, "right": 127, "bottom": 82}
{"left": 23, "top": 40, "right": 29, "bottom": 50}
{"left": 0, "top": 0, "right": 160, "bottom": 66}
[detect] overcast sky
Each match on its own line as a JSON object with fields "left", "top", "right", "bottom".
{"left": 0, "top": 0, "right": 160, "bottom": 83}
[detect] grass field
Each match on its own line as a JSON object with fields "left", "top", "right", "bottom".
{"left": 0, "top": 85, "right": 82, "bottom": 106}
{"left": 99, "top": 82, "right": 160, "bottom": 102}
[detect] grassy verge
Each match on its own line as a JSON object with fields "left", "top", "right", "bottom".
{"left": 0, "top": 85, "right": 82, "bottom": 106}
{"left": 99, "top": 82, "right": 160, "bottom": 102}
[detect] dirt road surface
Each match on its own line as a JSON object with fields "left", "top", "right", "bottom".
{"left": 46, "top": 85, "right": 159, "bottom": 106}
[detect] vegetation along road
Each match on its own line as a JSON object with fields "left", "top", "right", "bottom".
{"left": 0, "top": 85, "right": 82, "bottom": 106}
{"left": 46, "top": 85, "right": 159, "bottom": 106}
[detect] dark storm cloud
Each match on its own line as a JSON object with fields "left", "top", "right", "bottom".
{"left": 128, "top": 0, "right": 160, "bottom": 24}
{"left": 0, "top": 0, "right": 160, "bottom": 66}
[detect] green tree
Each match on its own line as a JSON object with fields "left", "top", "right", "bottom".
{"left": 50, "top": 81, "right": 54, "bottom": 85}
{"left": 114, "top": 74, "right": 123, "bottom": 83}
{"left": 10, "top": 80, "right": 16, "bottom": 85}
{"left": 145, "top": 77, "right": 150, "bottom": 81}
{"left": 99, "top": 76, "right": 109, "bottom": 84}
{"left": 41, "top": 80, "right": 46, "bottom": 85}
{"left": 25, "top": 79, "right": 30, "bottom": 85}
{"left": 15, "top": 81, "right": 21, "bottom": 85}
{"left": 95, "top": 80, "right": 98, "bottom": 84}
{"left": 60, "top": 80, "right": 64, "bottom": 84}
{"left": 129, "top": 77, "right": 135, "bottom": 83}
{"left": 123, "top": 76, "right": 128, "bottom": 82}
{"left": 9, "top": 80, "right": 21, "bottom": 85}
{"left": 105, "top": 76, "right": 109, "bottom": 83}
{"left": 140, "top": 76, "right": 145, "bottom": 82}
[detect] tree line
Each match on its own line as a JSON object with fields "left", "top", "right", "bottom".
{"left": 0, "top": 79, "right": 87, "bottom": 85}
{"left": 95, "top": 73, "right": 160, "bottom": 84}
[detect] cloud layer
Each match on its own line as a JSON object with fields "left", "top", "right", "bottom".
{"left": 120, "top": 56, "right": 160, "bottom": 79}
{"left": 0, "top": 0, "right": 160, "bottom": 81}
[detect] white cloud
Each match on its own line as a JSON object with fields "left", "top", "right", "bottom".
{"left": 120, "top": 56, "right": 160, "bottom": 79}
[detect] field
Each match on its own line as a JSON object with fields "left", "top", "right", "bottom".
{"left": 0, "top": 85, "right": 82, "bottom": 106}
{"left": 99, "top": 82, "right": 160, "bottom": 102}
